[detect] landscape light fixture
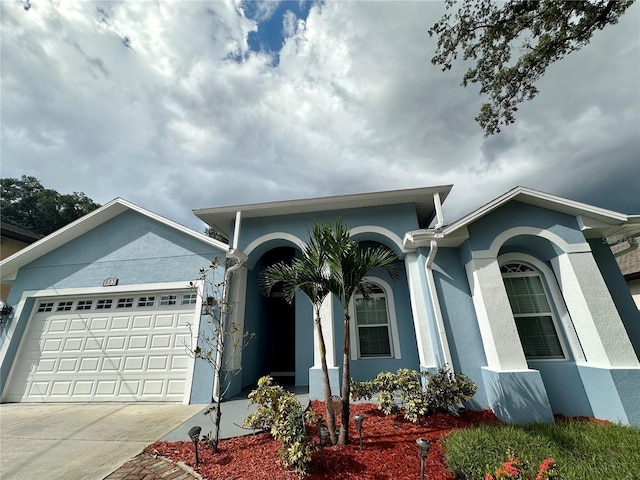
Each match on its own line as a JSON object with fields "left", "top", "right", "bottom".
{"left": 416, "top": 437, "right": 431, "bottom": 480}
{"left": 188, "top": 426, "right": 202, "bottom": 465}
{"left": 353, "top": 413, "right": 365, "bottom": 449}
{"left": 0, "top": 301, "right": 13, "bottom": 327}
{"left": 318, "top": 425, "right": 330, "bottom": 464}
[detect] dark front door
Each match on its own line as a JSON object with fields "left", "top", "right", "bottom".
{"left": 268, "top": 291, "right": 295, "bottom": 380}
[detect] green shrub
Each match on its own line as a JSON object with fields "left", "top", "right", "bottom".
{"left": 351, "top": 366, "right": 477, "bottom": 422}
{"left": 243, "top": 376, "right": 318, "bottom": 475}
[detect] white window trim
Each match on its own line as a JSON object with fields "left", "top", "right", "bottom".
{"left": 349, "top": 276, "right": 402, "bottom": 360}
{"left": 498, "top": 253, "right": 578, "bottom": 363}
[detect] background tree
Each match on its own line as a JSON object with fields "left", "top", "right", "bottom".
{"left": 322, "top": 219, "right": 399, "bottom": 445}
{"left": 1, "top": 175, "right": 100, "bottom": 235}
{"left": 204, "top": 227, "right": 228, "bottom": 243}
{"left": 429, "top": 0, "right": 635, "bottom": 136}
{"left": 259, "top": 222, "right": 340, "bottom": 445}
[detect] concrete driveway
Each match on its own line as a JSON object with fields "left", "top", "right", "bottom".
{"left": 0, "top": 403, "right": 203, "bottom": 480}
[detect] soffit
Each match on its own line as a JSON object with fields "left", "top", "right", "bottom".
{"left": 193, "top": 185, "right": 453, "bottom": 237}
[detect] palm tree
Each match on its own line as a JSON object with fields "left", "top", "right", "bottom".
{"left": 258, "top": 223, "right": 340, "bottom": 445}
{"left": 321, "top": 219, "right": 399, "bottom": 445}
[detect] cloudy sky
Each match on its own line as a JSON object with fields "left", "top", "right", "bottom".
{"left": 2, "top": 0, "right": 639, "bottom": 233}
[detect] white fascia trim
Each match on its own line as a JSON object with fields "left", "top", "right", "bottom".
{"left": 472, "top": 226, "right": 591, "bottom": 260}
{"left": 349, "top": 276, "right": 402, "bottom": 361}
{"left": 498, "top": 252, "right": 584, "bottom": 364}
{"left": 114, "top": 198, "right": 230, "bottom": 250}
{"left": 0, "top": 280, "right": 202, "bottom": 404}
{"left": 443, "top": 187, "right": 627, "bottom": 237}
{"left": 0, "top": 198, "right": 229, "bottom": 281}
{"left": 349, "top": 225, "right": 406, "bottom": 254}
{"left": 403, "top": 227, "right": 470, "bottom": 250}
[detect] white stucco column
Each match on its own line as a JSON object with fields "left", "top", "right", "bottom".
{"left": 225, "top": 265, "right": 248, "bottom": 372}
{"left": 552, "top": 252, "right": 640, "bottom": 367}
{"left": 309, "top": 295, "right": 339, "bottom": 400}
{"left": 465, "top": 257, "right": 529, "bottom": 371}
{"left": 404, "top": 252, "right": 436, "bottom": 368}
{"left": 313, "top": 296, "right": 336, "bottom": 368}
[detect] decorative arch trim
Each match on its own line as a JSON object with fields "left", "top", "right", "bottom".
{"left": 473, "top": 227, "right": 591, "bottom": 260}
{"left": 349, "top": 225, "right": 405, "bottom": 256}
{"left": 244, "top": 232, "right": 305, "bottom": 269}
{"left": 497, "top": 252, "right": 584, "bottom": 363}
{"left": 348, "top": 276, "right": 402, "bottom": 361}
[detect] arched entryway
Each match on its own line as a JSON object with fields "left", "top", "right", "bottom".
{"left": 242, "top": 246, "right": 301, "bottom": 388}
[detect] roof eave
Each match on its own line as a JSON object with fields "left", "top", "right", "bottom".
{"left": 194, "top": 185, "right": 454, "bottom": 237}
{"left": 0, "top": 198, "right": 229, "bottom": 282}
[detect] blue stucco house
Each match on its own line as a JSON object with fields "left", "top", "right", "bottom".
{"left": 1, "top": 186, "right": 639, "bottom": 426}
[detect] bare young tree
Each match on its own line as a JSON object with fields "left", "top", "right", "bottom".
{"left": 186, "top": 257, "right": 253, "bottom": 453}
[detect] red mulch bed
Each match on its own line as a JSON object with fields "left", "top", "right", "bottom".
{"left": 147, "top": 402, "right": 500, "bottom": 479}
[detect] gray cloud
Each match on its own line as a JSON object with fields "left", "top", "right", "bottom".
{"left": 1, "top": 1, "right": 638, "bottom": 233}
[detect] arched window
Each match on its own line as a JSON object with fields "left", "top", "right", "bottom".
{"left": 354, "top": 284, "right": 393, "bottom": 358}
{"left": 500, "top": 263, "right": 564, "bottom": 360}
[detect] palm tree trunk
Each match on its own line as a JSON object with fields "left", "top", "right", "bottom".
{"left": 338, "top": 311, "right": 351, "bottom": 445}
{"left": 315, "top": 306, "right": 338, "bottom": 445}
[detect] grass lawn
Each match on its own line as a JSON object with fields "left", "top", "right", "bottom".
{"left": 444, "top": 418, "right": 640, "bottom": 479}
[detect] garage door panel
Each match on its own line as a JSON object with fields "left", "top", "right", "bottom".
{"left": 111, "top": 316, "right": 131, "bottom": 329}
{"left": 132, "top": 316, "right": 152, "bottom": 329}
{"left": 6, "top": 290, "right": 196, "bottom": 402}
{"left": 90, "top": 317, "right": 109, "bottom": 330}
{"left": 154, "top": 314, "right": 174, "bottom": 328}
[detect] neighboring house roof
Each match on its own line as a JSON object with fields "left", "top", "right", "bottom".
{"left": 0, "top": 223, "right": 44, "bottom": 244}
{"left": 193, "top": 185, "right": 453, "bottom": 238}
{"left": 0, "top": 197, "right": 229, "bottom": 282}
{"left": 405, "top": 186, "right": 639, "bottom": 248}
{"left": 613, "top": 240, "right": 640, "bottom": 281}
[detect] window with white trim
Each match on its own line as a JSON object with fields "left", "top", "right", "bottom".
{"left": 354, "top": 284, "right": 393, "bottom": 357}
{"left": 160, "top": 294, "right": 177, "bottom": 306}
{"left": 137, "top": 296, "right": 155, "bottom": 307}
{"left": 76, "top": 300, "right": 93, "bottom": 311}
{"left": 117, "top": 297, "right": 134, "bottom": 308}
{"left": 501, "top": 263, "right": 564, "bottom": 360}
{"left": 182, "top": 293, "right": 197, "bottom": 305}
{"left": 96, "top": 299, "right": 113, "bottom": 310}
{"left": 37, "top": 302, "right": 54, "bottom": 313}
{"left": 57, "top": 301, "right": 73, "bottom": 312}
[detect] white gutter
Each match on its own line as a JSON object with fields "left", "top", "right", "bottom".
{"left": 425, "top": 239, "right": 453, "bottom": 370}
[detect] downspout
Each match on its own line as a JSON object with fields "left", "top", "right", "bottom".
{"left": 212, "top": 257, "right": 243, "bottom": 402}
{"left": 425, "top": 240, "right": 453, "bottom": 370}
{"left": 424, "top": 191, "right": 453, "bottom": 369}
{"left": 212, "top": 209, "right": 244, "bottom": 402}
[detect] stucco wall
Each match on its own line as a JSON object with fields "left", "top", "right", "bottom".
{"left": 430, "top": 246, "right": 489, "bottom": 409}
{"left": 589, "top": 239, "right": 640, "bottom": 355}
{"left": 1, "top": 210, "right": 226, "bottom": 401}
{"left": 239, "top": 203, "right": 418, "bottom": 257}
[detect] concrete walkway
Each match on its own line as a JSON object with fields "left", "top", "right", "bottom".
{"left": 0, "top": 402, "right": 203, "bottom": 480}
{"left": 103, "top": 387, "right": 309, "bottom": 480}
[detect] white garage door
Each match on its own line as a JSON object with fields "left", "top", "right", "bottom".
{"left": 5, "top": 290, "right": 198, "bottom": 403}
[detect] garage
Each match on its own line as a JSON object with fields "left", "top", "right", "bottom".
{"left": 4, "top": 290, "right": 199, "bottom": 403}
